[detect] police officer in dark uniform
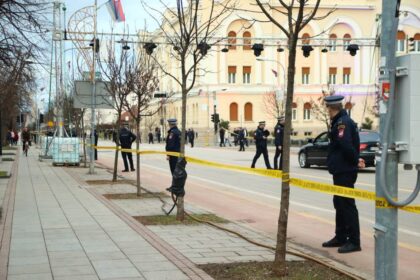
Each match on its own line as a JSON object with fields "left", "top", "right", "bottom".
{"left": 251, "top": 121, "right": 272, "bottom": 169}
{"left": 322, "top": 95, "right": 364, "bottom": 254}
{"left": 273, "top": 116, "right": 285, "bottom": 170}
{"left": 119, "top": 124, "right": 136, "bottom": 172}
{"left": 238, "top": 128, "right": 245, "bottom": 152}
{"left": 165, "top": 118, "right": 181, "bottom": 175}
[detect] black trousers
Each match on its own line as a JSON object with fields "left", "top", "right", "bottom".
{"left": 333, "top": 172, "right": 360, "bottom": 246}
{"left": 190, "top": 139, "right": 194, "bottom": 147}
{"left": 169, "top": 156, "right": 178, "bottom": 175}
{"left": 121, "top": 152, "right": 134, "bottom": 171}
{"left": 273, "top": 145, "right": 283, "bottom": 170}
{"left": 251, "top": 147, "right": 271, "bottom": 168}
{"left": 239, "top": 140, "right": 245, "bottom": 151}
{"left": 220, "top": 136, "right": 225, "bottom": 147}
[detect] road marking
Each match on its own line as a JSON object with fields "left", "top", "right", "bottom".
{"left": 141, "top": 162, "right": 420, "bottom": 242}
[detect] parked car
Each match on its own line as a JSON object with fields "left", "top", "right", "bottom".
{"left": 298, "top": 130, "right": 380, "bottom": 169}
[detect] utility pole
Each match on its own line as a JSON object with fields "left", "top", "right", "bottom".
{"left": 89, "top": 0, "right": 98, "bottom": 174}
{"left": 375, "top": 0, "right": 399, "bottom": 279}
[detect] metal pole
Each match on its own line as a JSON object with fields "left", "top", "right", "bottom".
{"left": 375, "top": 0, "right": 399, "bottom": 279}
{"left": 89, "top": 0, "right": 98, "bottom": 174}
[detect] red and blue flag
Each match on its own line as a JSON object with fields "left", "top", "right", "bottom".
{"left": 106, "top": 0, "right": 126, "bottom": 22}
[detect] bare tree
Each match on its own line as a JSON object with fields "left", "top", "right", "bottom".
{"left": 255, "top": 0, "right": 334, "bottom": 276}
{"left": 123, "top": 45, "right": 160, "bottom": 196}
{"left": 142, "top": 0, "right": 236, "bottom": 221}
{"left": 98, "top": 38, "right": 131, "bottom": 182}
{"left": 310, "top": 89, "right": 334, "bottom": 132}
{"left": 262, "top": 91, "right": 285, "bottom": 119}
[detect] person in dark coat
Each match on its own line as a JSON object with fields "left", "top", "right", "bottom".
{"left": 119, "top": 124, "right": 136, "bottom": 172}
{"left": 273, "top": 116, "right": 285, "bottom": 170}
{"left": 251, "top": 121, "right": 272, "bottom": 169}
{"left": 148, "top": 132, "right": 154, "bottom": 144}
{"left": 322, "top": 95, "right": 364, "bottom": 254}
{"left": 219, "top": 127, "right": 226, "bottom": 147}
{"left": 155, "top": 127, "right": 161, "bottom": 143}
{"left": 93, "top": 130, "right": 98, "bottom": 160}
{"left": 188, "top": 128, "right": 195, "bottom": 148}
{"left": 238, "top": 128, "right": 245, "bottom": 151}
{"left": 166, "top": 119, "right": 181, "bottom": 175}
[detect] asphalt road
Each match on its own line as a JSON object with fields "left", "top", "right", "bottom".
{"left": 97, "top": 141, "right": 420, "bottom": 278}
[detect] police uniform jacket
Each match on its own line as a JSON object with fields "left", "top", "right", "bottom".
{"left": 327, "top": 109, "right": 360, "bottom": 175}
{"left": 274, "top": 123, "right": 284, "bottom": 146}
{"left": 254, "top": 127, "right": 268, "bottom": 149}
{"left": 166, "top": 126, "right": 181, "bottom": 152}
{"left": 119, "top": 127, "right": 136, "bottom": 148}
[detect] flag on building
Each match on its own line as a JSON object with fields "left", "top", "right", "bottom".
{"left": 106, "top": 0, "right": 126, "bottom": 22}
{"left": 271, "top": 69, "right": 278, "bottom": 77}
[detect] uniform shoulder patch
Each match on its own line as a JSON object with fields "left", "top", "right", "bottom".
{"left": 338, "top": 125, "right": 345, "bottom": 138}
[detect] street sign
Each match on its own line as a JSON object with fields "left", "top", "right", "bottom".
{"left": 73, "top": 80, "right": 113, "bottom": 109}
{"left": 153, "top": 92, "right": 167, "bottom": 98}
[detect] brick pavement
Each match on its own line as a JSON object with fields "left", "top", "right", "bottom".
{"left": 0, "top": 150, "right": 212, "bottom": 280}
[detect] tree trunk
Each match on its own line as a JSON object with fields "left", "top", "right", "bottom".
{"left": 176, "top": 81, "right": 187, "bottom": 221}
{"left": 136, "top": 118, "right": 141, "bottom": 196}
{"left": 112, "top": 116, "right": 122, "bottom": 182}
{"left": 273, "top": 37, "right": 298, "bottom": 276}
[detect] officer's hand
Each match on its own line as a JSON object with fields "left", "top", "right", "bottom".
{"left": 358, "top": 158, "right": 366, "bottom": 169}
{"left": 166, "top": 155, "right": 169, "bottom": 160}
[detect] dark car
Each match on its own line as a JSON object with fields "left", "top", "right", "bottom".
{"left": 298, "top": 130, "right": 380, "bottom": 169}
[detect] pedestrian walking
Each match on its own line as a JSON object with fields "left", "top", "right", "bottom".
{"left": 322, "top": 95, "right": 364, "bottom": 254}
{"left": 219, "top": 127, "right": 226, "bottom": 147}
{"left": 166, "top": 119, "right": 181, "bottom": 175}
{"left": 6, "top": 129, "right": 12, "bottom": 146}
{"left": 13, "top": 130, "right": 18, "bottom": 145}
{"left": 155, "top": 127, "right": 161, "bottom": 143}
{"left": 251, "top": 121, "right": 272, "bottom": 169}
{"left": 225, "top": 130, "right": 232, "bottom": 146}
{"left": 238, "top": 128, "right": 245, "bottom": 151}
{"left": 148, "top": 132, "right": 154, "bottom": 144}
{"left": 93, "top": 130, "right": 98, "bottom": 160}
{"left": 188, "top": 128, "right": 195, "bottom": 148}
{"left": 273, "top": 116, "right": 285, "bottom": 170}
{"left": 119, "top": 124, "right": 136, "bottom": 172}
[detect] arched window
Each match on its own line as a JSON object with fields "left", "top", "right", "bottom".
{"left": 413, "top": 33, "right": 420, "bottom": 52}
{"left": 343, "top": 34, "right": 351, "bottom": 50}
{"left": 329, "top": 33, "right": 337, "bottom": 51}
{"left": 345, "top": 102, "right": 353, "bottom": 117}
{"left": 302, "top": 33, "right": 310, "bottom": 45}
{"left": 292, "top": 102, "right": 298, "bottom": 121}
{"left": 243, "top": 31, "right": 252, "bottom": 50}
{"left": 230, "top": 102, "right": 238, "bottom": 121}
{"left": 244, "top": 102, "right": 253, "bottom": 121}
{"left": 303, "top": 102, "right": 312, "bottom": 120}
{"left": 228, "top": 31, "right": 237, "bottom": 50}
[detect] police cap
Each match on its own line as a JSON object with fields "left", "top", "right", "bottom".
{"left": 324, "top": 95, "right": 344, "bottom": 106}
{"left": 258, "top": 121, "right": 266, "bottom": 125}
{"left": 167, "top": 118, "right": 177, "bottom": 124}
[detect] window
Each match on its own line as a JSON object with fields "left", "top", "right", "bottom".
{"left": 292, "top": 102, "right": 297, "bottom": 121}
{"left": 304, "top": 132, "right": 313, "bottom": 136}
{"left": 303, "top": 102, "right": 312, "bottom": 120}
{"left": 228, "top": 66, "right": 236, "bottom": 84}
{"left": 229, "top": 102, "right": 238, "bottom": 121}
{"left": 244, "top": 102, "right": 253, "bottom": 121}
{"left": 343, "top": 34, "right": 351, "bottom": 51}
{"left": 302, "top": 33, "right": 310, "bottom": 45}
{"left": 243, "top": 66, "right": 251, "bottom": 84}
{"left": 302, "top": 67, "right": 310, "bottom": 84}
{"left": 292, "top": 131, "right": 298, "bottom": 136}
{"left": 397, "top": 31, "right": 406, "bottom": 52}
{"left": 345, "top": 102, "right": 353, "bottom": 117}
{"left": 329, "top": 67, "right": 337, "bottom": 84}
{"left": 243, "top": 31, "right": 252, "bottom": 50}
{"left": 343, "top": 67, "right": 351, "bottom": 84}
{"left": 228, "top": 31, "right": 237, "bottom": 50}
{"left": 412, "top": 33, "right": 420, "bottom": 52}
{"left": 329, "top": 34, "right": 337, "bottom": 51}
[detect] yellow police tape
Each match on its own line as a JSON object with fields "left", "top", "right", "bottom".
{"left": 91, "top": 145, "right": 420, "bottom": 214}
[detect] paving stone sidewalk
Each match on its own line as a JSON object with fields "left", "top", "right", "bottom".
{"left": 0, "top": 150, "right": 211, "bottom": 280}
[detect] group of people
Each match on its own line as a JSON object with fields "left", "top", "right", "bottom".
{"left": 147, "top": 127, "right": 162, "bottom": 144}
{"left": 6, "top": 129, "right": 19, "bottom": 146}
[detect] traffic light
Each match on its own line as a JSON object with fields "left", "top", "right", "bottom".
{"left": 39, "top": 114, "right": 44, "bottom": 123}
{"left": 346, "top": 44, "right": 359, "bottom": 56}
{"left": 89, "top": 38, "right": 100, "bottom": 53}
{"left": 302, "top": 45, "right": 314, "bottom": 57}
{"left": 211, "top": 114, "right": 215, "bottom": 123}
{"left": 198, "top": 42, "right": 211, "bottom": 56}
{"left": 144, "top": 42, "right": 157, "bottom": 55}
{"left": 214, "top": 113, "right": 220, "bottom": 123}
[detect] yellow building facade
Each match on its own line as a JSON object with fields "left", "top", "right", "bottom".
{"left": 146, "top": 0, "right": 420, "bottom": 140}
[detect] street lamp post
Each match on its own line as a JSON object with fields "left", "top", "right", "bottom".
{"left": 257, "top": 57, "right": 286, "bottom": 111}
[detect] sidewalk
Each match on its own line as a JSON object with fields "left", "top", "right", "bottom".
{"left": 0, "top": 149, "right": 211, "bottom": 280}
